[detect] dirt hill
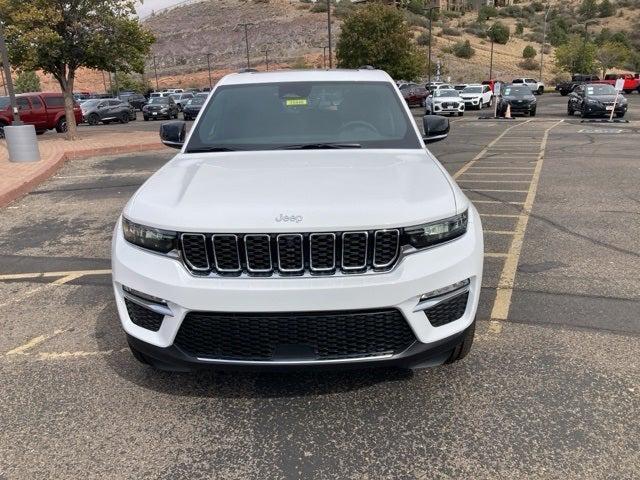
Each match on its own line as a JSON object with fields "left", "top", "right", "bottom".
{"left": 33, "top": 0, "right": 639, "bottom": 93}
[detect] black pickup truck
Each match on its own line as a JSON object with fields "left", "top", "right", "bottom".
{"left": 555, "top": 74, "right": 600, "bottom": 96}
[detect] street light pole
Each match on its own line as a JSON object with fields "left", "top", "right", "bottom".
{"left": 326, "top": 0, "right": 333, "bottom": 68}
{"left": 262, "top": 46, "right": 270, "bottom": 71}
{"left": 0, "top": 25, "right": 21, "bottom": 125}
{"left": 237, "top": 23, "right": 254, "bottom": 69}
{"left": 424, "top": 5, "right": 439, "bottom": 87}
{"left": 323, "top": 46, "right": 328, "bottom": 69}
{"left": 206, "top": 53, "right": 213, "bottom": 88}
{"left": 153, "top": 56, "right": 159, "bottom": 90}
{"left": 489, "top": 37, "right": 494, "bottom": 81}
{"left": 539, "top": 6, "right": 550, "bottom": 81}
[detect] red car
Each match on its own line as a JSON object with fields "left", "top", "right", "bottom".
{"left": 601, "top": 73, "right": 640, "bottom": 94}
{"left": 0, "top": 92, "right": 82, "bottom": 138}
{"left": 402, "top": 85, "right": 429, "bottom": 108}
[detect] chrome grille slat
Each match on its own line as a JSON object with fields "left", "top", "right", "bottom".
{"left": 277, "top": 234, "right": 304, "bottom": 273}
{"left": 180, "top": 233, "right": 210, "bottom": 271}
{"left": 244, "top": 234, "right": 273, "bottom": 273}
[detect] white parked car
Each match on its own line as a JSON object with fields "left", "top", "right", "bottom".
{"left": 169, "top": 92, "right": 194, "bottom": 110}
{"left": 112, "top": 69, "right": 484, "bottom": 371}
{"left": 512, "top": 78, "right": 545, "bottom": 95}
{"left": 425, "top": 89, "right": 465, "bottom": 116}
{"left": 460, "top": 84, "right": 493, "bottom": 110}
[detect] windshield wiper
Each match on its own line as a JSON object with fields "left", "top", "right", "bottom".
{"left": 276, "top": 143, "right": 362, "bottom": 150}
{"left": 186, "top": 146, "right": 240, "bottom": 152}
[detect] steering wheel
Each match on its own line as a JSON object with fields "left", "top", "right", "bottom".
{"left": 341, "top": 120, "right": 378, "bottom": 134}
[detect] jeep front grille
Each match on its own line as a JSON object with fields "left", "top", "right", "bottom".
{"left": 179, "top": 229, "right": 400, "bottom": 277}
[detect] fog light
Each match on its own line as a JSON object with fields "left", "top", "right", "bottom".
{"left": 420, "top": 279, "right": 470, "bottom": 301}
{"left": 122, "top": 285, "right": 167, "bottom": 305}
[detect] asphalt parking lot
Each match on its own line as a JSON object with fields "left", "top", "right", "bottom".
{"left": 1, "top": 93, "right": 639, "bottom": 479}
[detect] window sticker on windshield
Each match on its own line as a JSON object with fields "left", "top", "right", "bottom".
{"left": 504, "top": 88, "right": 511, "bottom": 95}
{"left": 586, "top": 87, "right": 594, "bottom": 94}
{"left": 285, "top": 98, "right": 308, "bottom": 107}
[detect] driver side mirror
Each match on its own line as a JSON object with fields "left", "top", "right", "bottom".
{"left": 422, "top": 115, "right": 449, "bottom": 143}
{"left": 160, "top": 121, "right": 187, "bottom": 149}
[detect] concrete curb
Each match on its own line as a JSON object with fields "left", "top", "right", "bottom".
{"left": 0, "top": 141, "right": 167, "bottom": 208}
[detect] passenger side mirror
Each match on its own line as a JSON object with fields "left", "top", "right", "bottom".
{"left": 422, "top": 115, "right": 449, "bottom": 143}
{"left": 160, "top": 121, "right": 187, "bottom": 149}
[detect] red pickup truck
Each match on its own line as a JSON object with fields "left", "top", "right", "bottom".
{"left": 601, "top": 73, "right": 640, "bottom": 93}
{"left": 0, "top": 92, "right": 82, "bottom": 138}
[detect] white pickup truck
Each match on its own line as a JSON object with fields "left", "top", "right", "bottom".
{"left": 512, "top": 78, "right": 545, "bottom": 95}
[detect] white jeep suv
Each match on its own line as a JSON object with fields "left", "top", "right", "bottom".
{"left": 460, "top": 84, "right": 493, "bottom": 110}
{"left": 112, "top": 69, "right": 484, "bottom": 371}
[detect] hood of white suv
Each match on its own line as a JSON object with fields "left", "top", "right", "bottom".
{"left": 125, "top": 150, "right": 458, "bottom": 233}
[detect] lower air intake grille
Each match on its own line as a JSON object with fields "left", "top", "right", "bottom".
{"left": 424, "top": 292, "right": 469, "bottom": 327}
{"left": 124, "top": 298, "right": 164, "bottom": 332}
{"left": 174, "top": 309, "right": 416, "bottom": 361}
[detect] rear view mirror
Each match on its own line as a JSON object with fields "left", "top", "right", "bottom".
{"left": 160, "top": 121, "right": 187, "bottom": 149}
{"left": 422, "top": 115, "right": 450, "bottom": 143}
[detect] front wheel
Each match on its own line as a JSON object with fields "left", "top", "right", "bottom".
{"left": 560, "top": 91, "right": 569, "bottom": 96}
{"left": 529, "top": 108, "right": 536, "bottom": 117}
{"left": 458, "top": 112, "right": 464, "bottom": 117}
{"left": 87, "top": 113, "right": 100, "bottom": 126}
{"left": 55, "top": 116, "right": 67, "bottom": 133}
{"left": 616, "top": 112, "right": 625, "bottom": 118}
{"left": 120, "top": 112, "right": 129, "bottom": 124}
{"left": 445, "top": 319, "right": 475, "bottom": 364}
{"left": 0, "top": 123, "right": 6, "bottom": 139}
{"left": 537, "top": 87, "right": 544, "bottom": 95}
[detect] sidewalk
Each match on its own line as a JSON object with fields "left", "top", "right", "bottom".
{"left": 0, "top": 129, "right": 167, "bottom": 207}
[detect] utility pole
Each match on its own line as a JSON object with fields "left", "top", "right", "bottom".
{"left": 262, "top": 46, "right": 270, "bottom": 71}
{"left": 0, "top": 66, "right": 6, "bottom": 96}
{"left": 323, "top": 46, "right": 328, "bottom": 69}
{"left": 489, "top": 37, "right": 494, "bottom": 80}
{"left": 237, "top": 23, "right": 254, "bottom": 69}
{"left": 326, "top": 0, "right": 333, "bottom": 68}
{"left": 113, "top": 70, "right": 119, "bottom": 97}
{"left": 539, "top": 6, "right": 551, "bottom": 82}
{"left": 153, "top": 56, "right": 159, "bottom": 90}
{"left": 101, "top": 71, "right": 107, "bottom": 93}
{"left": 206, "top": 53, "right": 213, "bottom": 88}
{"left": 424, "top": 4, "right": 439, "bottom": 88}
{"left": 0, "top": 24, "right": 21, "bottom": 125}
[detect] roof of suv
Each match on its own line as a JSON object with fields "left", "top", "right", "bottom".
{"left": 218, "top": 69, "right": 393, "bottom": 86}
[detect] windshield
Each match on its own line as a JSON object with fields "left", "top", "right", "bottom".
{"left": 462, "top": 86, "right": 481, "bottom": 94}
{"left": 434, "top": 89, "right": 459, "bottom": 98}
{"left": 585, "top": 84, "right": 616, "bottom": 95}
{"left": 0, "top": 97, "right": 10, "bottom": 108}
{"left": 81, "top": 99, "right": 101, "bottom": 108}
{"left": 186, "top": 81, "right": 421, "bottom": 151}
{"left": 503, "top": 86, "right": 531, "bottom": 96}
{"left": 187, "top": 97, "right": 205, "bottom": 106}
{"left": 149, "top": 97, "right": 169, "bottom": 104}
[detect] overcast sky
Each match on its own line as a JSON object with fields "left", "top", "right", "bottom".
{"left": 135, "top": 0, "right": 190, "bottom": 19}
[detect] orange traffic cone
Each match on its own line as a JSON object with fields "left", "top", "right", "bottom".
{"left": 505, "top": 103, "right": 512, "bottom": 119}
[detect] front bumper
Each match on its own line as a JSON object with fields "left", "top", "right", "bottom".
{"left": 582, "top": 103, "right": 627, "bottom": 117}
{"left": 462, "top": 98, "right": 481, "bottom": 108}
{"left": 432, "top": 103, "right": 465, "bottom": 115}
{"left": 112, "top": 206, "right": 484, "bottom": 369}
{"left": 505, "top": 101, "right": 536, "bottom": 114}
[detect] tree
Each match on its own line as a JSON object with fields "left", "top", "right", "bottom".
{"left": 487, "top": 22, "right": 510, "bottom": 45}
{"left": 522, "top": 45, "right": 537, "bottom": 59}
{"left": 1, "top": 0, "right": 154, "bottom": 140}
{"left": 548, "top": 18, "right": 569, "bottom": 47}
{"left": 555, "top": 34, "right": 597, "bottom": 74}
{"left": 336, "top": 3, "right": 425, "bottom": 81}
{"left": 453, "top": 40, "right": 475, "bottom": 59}
{"left": 108, "top": 72, "right": 150, "bottom": 96}
{"left": 578, "top": 0, "right": 598, "bottom": 19}
{"left": 596, "top": 41, "right": 629, "bottom": 77}
{"left": 598, "top": 0, "right": 615, "bottom": 18}
{"left": 14, "top": 70, "right": 41, "bottom": 93}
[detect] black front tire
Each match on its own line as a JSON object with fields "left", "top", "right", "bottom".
{"left": 445, "top": 319, "right": 475, "bottom": 364}
{"left": 87, "top": 113, "right": 100, "bottom": 126}
{"left": 530, "top": 108, "right": 537, "bottom": 117}
{"left": 120, "top": 112, "right": 129, "bottom": 124}
{"left": 560, "top": 91, "right": 569, "bottom": 96}
{"left": 55, "top": 116, "right": 67, "bottom": 133}
{"left": 458, "top": 112, "right": 464, "bottom": 116}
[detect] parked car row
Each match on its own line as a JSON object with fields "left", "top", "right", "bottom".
{"left": 556, "top": 73, "right": 640, "bottom": 96}
{"left": 0, "top": 92, "right": 82, "bottom": 138}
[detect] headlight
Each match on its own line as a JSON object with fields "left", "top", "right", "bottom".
{"left": 122, "top": 217, "right": 177, "bottom": 253}
{"left": 405, "top": 211, "right": 468, "bottom": 249}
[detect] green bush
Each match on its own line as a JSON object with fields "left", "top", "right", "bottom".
{"left": 464, "top": 22, "right": 487, "bottom": 38}
{"left": 478, "top": 5, "right": 498, "bottom": 21}
{"left": 310, "top": 2, "right": 328, "bottom": 13}
{"left": 334, "top": 0, "right": 355, "bottom": 18}
{"left": 515, "top": 22, "right": 524, "bottom": 35}
{"left": 598, "top": 0, "right": 615, "bottom": 17}
{"left": 416, "top": 31, "right": 437, "bottom": 46}
{"left": 522, "top": 45, "right": 537, "bottom": 58}
{"left": 404, "top": 11, "right": 429, "bottom": 28}
{"left": 487, "top": 21, "right": 510, "bottom": 44}
{"left": 441, "top": 27, "right": 461, "bottom": 36}
{"left": 453, "top": 39, "right": 475, "bottom": 58}
{"left": 499, "top": 5, "right": 523, "bottom": 18}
